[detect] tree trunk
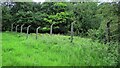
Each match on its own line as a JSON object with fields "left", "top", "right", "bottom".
{"left": 36, "top": 26, "right": 40, "bottom": 39}
{"left": 26, "top": 25, "right": 31, "bottom": 39}
{"left": 21, "top": 24, "right": 24, "bottom": 33}
{"left": 50, "top": 24, "right": 53, "bottom": 35}
{"left": 16, "top": 25, "right": 19, "bottom": 32}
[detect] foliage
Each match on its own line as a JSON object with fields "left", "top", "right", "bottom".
{"left": 1, "top": 2, "right": 120, "bottom": 66}
{"left": 1, "top": 2, "right": 120, "bottom": 42}
{"left": 87, "top": 29, "right": 105, "bottom": 43}
{"left": 73, "top": 2, "right": 100, "bottom": 36}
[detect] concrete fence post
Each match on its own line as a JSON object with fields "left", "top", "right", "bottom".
{"left": 50, "top": 24, "right": 54, "bottom": 35}
{"left": 21, "top": 24, "right": 24, "bottom": 33}
{"left": 36, "top": 26, "right": 40, "bottom": 39}
{"left": 26, "top": 25, "right": 31, "bottom": 39}
{"left": 105, "top": 20, "right": 111, "bottom": 45}
{"left": 11, "top": 23, "right": 15, "bottom": 32}
{"left": 71, "top": 21, "right": 75, "bottom": 43}
{"left": 16, "top": 25, "right": 19, "bottom": 32}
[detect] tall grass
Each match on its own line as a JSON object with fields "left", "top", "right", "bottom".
{"left": 0, "top": 32, "right": 2, "bottom": 67}
{"left": 2, "top": 32, "right": 119, "bottom": 66}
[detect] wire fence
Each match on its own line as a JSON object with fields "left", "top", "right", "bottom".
{"left": 10, "top": 21, "right": 120, "bottom": 44}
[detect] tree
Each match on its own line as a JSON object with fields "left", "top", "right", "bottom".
{"left": 72, "top": 2, "right": 100, "bottom": 36}
{"left": 2, "top": 3, "right": 13, "bottom": 31}
{"left": 43, "top": 2, "right": 72, "bottom": 34}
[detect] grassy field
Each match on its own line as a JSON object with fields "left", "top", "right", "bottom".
{"left": 0, "top": 32, "right": 2, "bottom": 67}
{"left": 2, "top": 32, "right": 119, "bottom": 66}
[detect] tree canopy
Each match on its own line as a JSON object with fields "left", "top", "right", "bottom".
{"left": 2, "top": 1, "right": 120, "bottom": 42}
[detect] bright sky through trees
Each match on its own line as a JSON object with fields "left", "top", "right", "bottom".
{"left": 33, "top": 0, "right": 45, "bottom": 3}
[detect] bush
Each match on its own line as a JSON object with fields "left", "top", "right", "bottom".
{"left": 41, "top": 27, "right": 50, "bottom": 32}
{"left": 87, "top": 29, "right": 105, "bottom": 43}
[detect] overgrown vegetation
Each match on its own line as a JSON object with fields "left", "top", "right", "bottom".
{"left": 1, "top": 1, "right": 120, "bottom": 66}
{"left": 2, "top": 32, "right": 119, "bottom": 66}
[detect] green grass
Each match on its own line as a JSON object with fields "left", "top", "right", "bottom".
{"left": 0, "top": 32, "right": 2, "bottom": 67}
{"left": 2, "top": 32, "right": 119, "bottom": 66}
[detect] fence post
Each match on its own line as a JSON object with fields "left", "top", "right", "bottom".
{"left": 15, "top": 25, "right": 19, "bottom": 32}
{"left": 50, "top": 24, "right": 54, "bottom": 35}
{"left": 11, "top": 23, "right": 15, "bottom": 32}
{"left": 106, "top": 20, "right": 111, "bottom": 45}
{"left": 36, "top": 26, "right": 40, "bottom": 39}
{"left": 26, "top": 25, "right": 31, "bottom": 39}
{"left": 21, "top": 24, "right": 24, "bottom": 33}
{"left": 118, "top": 22, "right": 120, "bottom": 42}
{"left": 70, "top": 21, "right": 75, "bottom": 43}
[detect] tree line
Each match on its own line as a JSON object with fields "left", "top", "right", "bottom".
{"left": 1, "top": 2, "right": 120, "bottom": 43}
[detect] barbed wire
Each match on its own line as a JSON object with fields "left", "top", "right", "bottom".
{"left": 110, "top": 33, "right": 120, "bottom": 38}
{"left": 110, "top": 28, "right": 118, "bottom": 33}
{"left": 110, "top": 23, "right": 118, "bottom": 28}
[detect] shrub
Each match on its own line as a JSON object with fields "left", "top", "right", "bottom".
{"left": 87, "top": 29, "right": 105, "bottom": 43}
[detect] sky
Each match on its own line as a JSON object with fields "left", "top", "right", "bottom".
{"left": 33, "top": 0, "right": 45, "bottom": 3}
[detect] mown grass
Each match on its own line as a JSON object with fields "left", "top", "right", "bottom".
{"left": 2, "top": 32, "right": 119, "bottom": 66}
